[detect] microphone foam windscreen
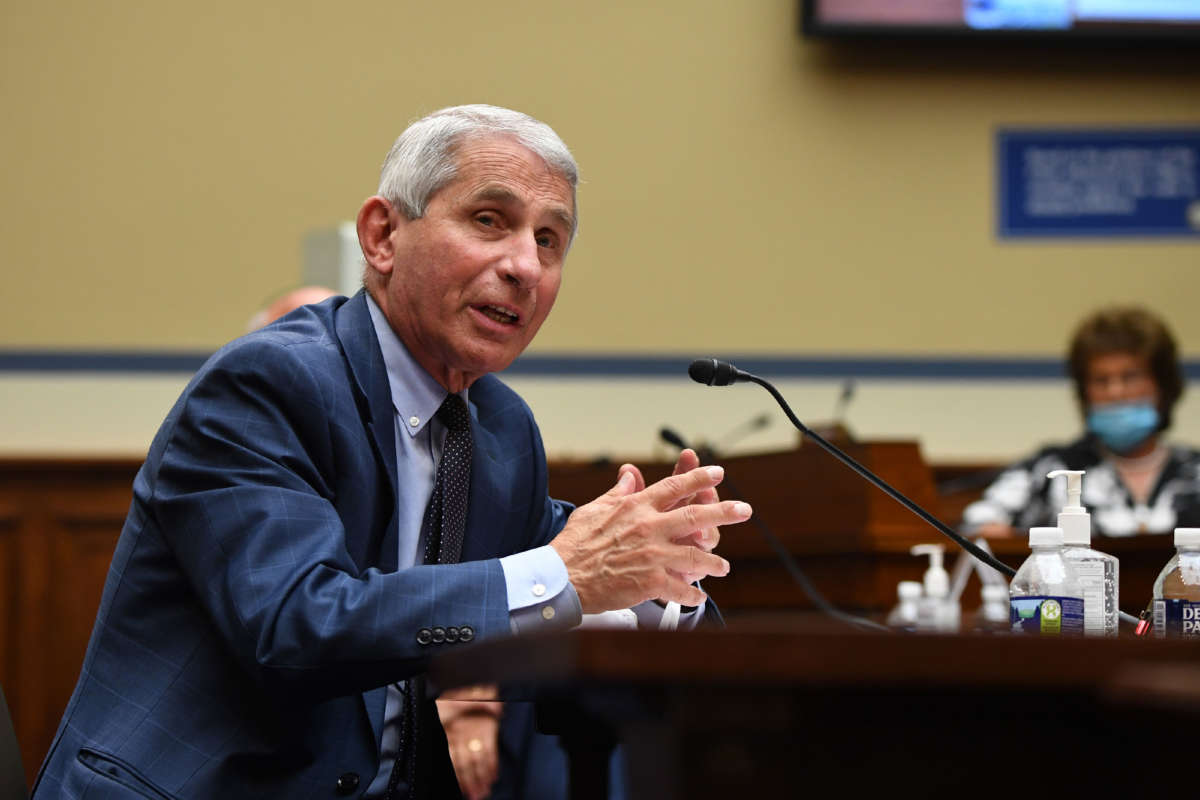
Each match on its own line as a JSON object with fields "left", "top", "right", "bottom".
{"left": 688, "top": 358, "right": 719, "bottom": 385}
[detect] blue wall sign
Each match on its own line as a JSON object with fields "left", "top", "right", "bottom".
{"left": 997, "top": 128, "right": 1200, "bottom": 238}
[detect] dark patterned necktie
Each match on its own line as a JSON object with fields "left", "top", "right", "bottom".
{"left": 386, "top": 393, "right": 473, "bottom": 800}
{"left": 422, "top": 394, "right": 473, "bottom": 566}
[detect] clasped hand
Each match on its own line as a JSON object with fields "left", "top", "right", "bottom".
{"left": 549, "top": 449, "right": 751, "bottom": 613}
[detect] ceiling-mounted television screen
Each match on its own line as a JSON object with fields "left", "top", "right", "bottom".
{"left": 803, "top": 0, "right": 1200, "bottom": 40}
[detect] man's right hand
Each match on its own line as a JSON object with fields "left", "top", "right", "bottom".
{"left": 549, "top": 465, "right": 752, "bottom": 613}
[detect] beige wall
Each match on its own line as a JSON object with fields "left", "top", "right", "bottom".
{"left": 2, "top": 1, "right": 1198, "bottom": 459}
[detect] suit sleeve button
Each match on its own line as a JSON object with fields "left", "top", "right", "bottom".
{"left": 445, "top": 626, "right": 460, "bottom": 643}
{"left": 336, "top": 772, "right": 360, "bottom": 794}
{"left": 431, "top": 627, "right": 446, "bottom": 644}
{"left": 416, "top": 628, "right": 432, "bottom": 645}
{"left": 459, "top": 626, "right": 475, "bottom": 643}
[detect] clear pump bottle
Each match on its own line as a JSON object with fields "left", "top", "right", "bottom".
{"left": 1152, "top": 528, "right": 1200, "bottom": 638}
{"left": 885, "top": 581, "right": 922, "bottom": 631}
{"left": 910, "top": 544, "right": 958, "bottom": 633}
{"left": 1047, "top": 469, "right": 1119, "bottom": 636}
{"left": 1009, "top": 527, "right": 1085, "bottom": 635}
{"left": 972, "top": 583, "right": 1011, "bottom": 634}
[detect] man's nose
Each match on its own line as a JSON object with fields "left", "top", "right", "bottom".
{"left": 502, "top": 234, "right": 541, "bottom": 289}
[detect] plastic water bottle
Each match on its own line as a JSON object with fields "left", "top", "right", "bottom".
{"left": 1048, "top": 470, "right": 1119, "bottom": 636}
{"left": 885, "top": 581, "right": 922, "bottom": 631}
{"left": 1152, "top": 528, "right": 1200, "bottom": 638}
{"left": 1009, "top": 527, "right": 1085, "bottom": 635}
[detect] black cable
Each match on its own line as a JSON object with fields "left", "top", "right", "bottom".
{"left": 717, "top": 466, "right": 889, "bottom": 633}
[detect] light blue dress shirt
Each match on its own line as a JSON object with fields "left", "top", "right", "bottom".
{"left": 361, "top": 296, "right": 701, "bottom": 795}
{"left": 363, "top": 296, "right": 581, "bottom": 796}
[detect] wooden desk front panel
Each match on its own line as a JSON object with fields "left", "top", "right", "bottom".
{"left": 0, "top": 460, "right": 134, "bottom": 789}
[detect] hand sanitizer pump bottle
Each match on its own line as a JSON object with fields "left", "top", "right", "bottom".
{"left": 1010, "top": 527, "right": 1085, "bottom": 635}
{"left": 910, "top": 544, "right": 956, "bottom": 632}
{"left": 973, "top": 584, "right": 1011, "bottom": 634}
{"left": 885, "top": 580, "right": 922, "bottom": 631}
{"left": 1047, "top": 469, "right": 1119, "bottom": 636}
{"left": 1152, "top": 528, "right": 1200, "bottom": 637}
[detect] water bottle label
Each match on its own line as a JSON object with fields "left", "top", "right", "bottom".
{"left": 1010, "top": 596, "right": 1084, "bottom": 635}
{"left": 1152, "top": 599, "right": 1200, "bottom": 637}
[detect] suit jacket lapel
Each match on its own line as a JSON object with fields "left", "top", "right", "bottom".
{"left": 336, "top": 291, "right": 400, "bottom": 748}
{"left": 335, "top": 291, "right": 399, "bottom": 570}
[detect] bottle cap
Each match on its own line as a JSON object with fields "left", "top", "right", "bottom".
{"left": 1028, "top": 526, "right": 1064, "bottom": 547}
{"left": 1175, "top": 528, "right": 1200, "bottom": 547}
{"left": 897, "top": 581, "right": 922, "bottom": 600}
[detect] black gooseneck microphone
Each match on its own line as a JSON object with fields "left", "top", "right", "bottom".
{"left": 659, "top": 427, "right": 690, "bottom": 452}
{"left": 662, "top": 413, "right": 769, "bottom": 460}
{"left": 689, "top": 358, "right": 1144, "bottom": 628}
{"left": 659, "top": 425, "right": 888, "bottom": 633}
{"left": 714, "top": 412, "right": 771, "bottom": 454}
{"left": 689, "top": 358, "right": 1016, "bottom": 579}
{"left": 832, "top": 379, "right": 855, "bottom": 428}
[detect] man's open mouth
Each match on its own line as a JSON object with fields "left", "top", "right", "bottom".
{"left": 477, "top": 304, "right": 520, "bottom": 325}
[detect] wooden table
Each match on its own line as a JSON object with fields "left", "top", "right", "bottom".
{"left": 432, "top": 624, "right": 1200, "bottom": 798}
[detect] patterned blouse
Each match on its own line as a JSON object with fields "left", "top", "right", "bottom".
{"left": 962, "top": 435, "right": 1200, "bottom": 537}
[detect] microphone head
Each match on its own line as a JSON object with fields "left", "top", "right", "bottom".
{"left": 688, "top": 358, "right": 742, "bottom": 387}
{"left": 688, "top": 358, "right": 718, "bottom": 385}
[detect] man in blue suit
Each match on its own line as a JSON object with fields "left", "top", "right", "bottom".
{"left": 32, "top": 105, "right": 750, "bottom": 799}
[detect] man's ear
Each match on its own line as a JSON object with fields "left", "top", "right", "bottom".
{"left": 357, "top": 196, "right": 397, "bottom": 278}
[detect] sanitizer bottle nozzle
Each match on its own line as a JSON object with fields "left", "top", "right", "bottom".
{"left": 1047, "top": 469, "right": 1091, "bottom": 546}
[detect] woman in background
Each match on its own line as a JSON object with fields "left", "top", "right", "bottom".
{"left": 964, "top": 306, "right": 1200, "bottom": 537}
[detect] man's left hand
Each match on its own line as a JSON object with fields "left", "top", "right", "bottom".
{"left": 437, "top": 697, "right": 502, "bottom": 800}
{"left": 620, "top": 447, "right": 722, "bottom": 587}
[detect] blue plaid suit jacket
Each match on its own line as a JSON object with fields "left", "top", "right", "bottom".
{"left": 32, "top": 291, "right": 571, "bottom": 799}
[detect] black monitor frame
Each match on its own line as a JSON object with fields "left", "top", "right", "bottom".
{"left": 799, "top": 0, "right": 1200, "bottom": 44}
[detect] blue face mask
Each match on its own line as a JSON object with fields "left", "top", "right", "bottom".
{"left": 1087, "top": 402, "right": 1160, "bottom": 453}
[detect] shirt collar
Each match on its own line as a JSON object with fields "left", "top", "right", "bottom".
{"left": 365, "top": 293, "right": 466, "bottom": 437}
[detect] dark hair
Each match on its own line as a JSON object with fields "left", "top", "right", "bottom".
{"left": 1067, "top": 306, "right": 1183, "bottom": 431}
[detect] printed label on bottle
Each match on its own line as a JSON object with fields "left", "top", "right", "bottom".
{"left": 1152, "top": 599, "right": 1200, "bottom": 637}
{"left": 1072, "top": 562, "right": 1105, "bottom": 635}
{"left": 1009, "top": 596, "right": 1084, "bottom": 635}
